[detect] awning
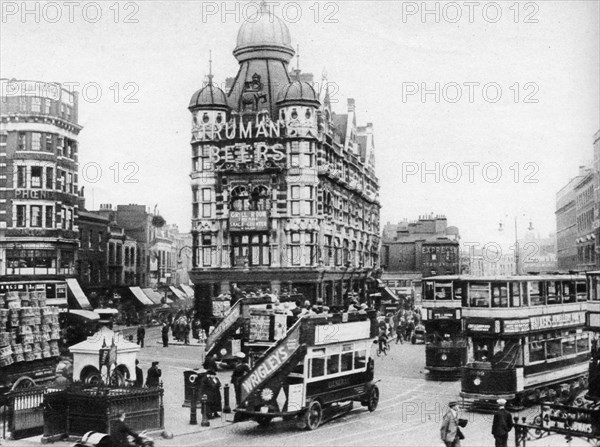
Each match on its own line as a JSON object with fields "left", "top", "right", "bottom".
{"left": 180, "top": 284, "right": 194, "bottom": 299}
{"left": 66, "top": 278, "right": 92, "bottom": 310}
{"left": 62, "top": 309, "right": 100, "bottom": 321}
{"left": 142, "top": 288, "right": 173, "bottom": 305}
{"left": 129, "top": 287, "right": 155, "bottom": 307}
{"left": 376, "top": 279, "right": 399, "bottom": 302}
{"left": 169, "top": 286, "right": 187, "bottom": 301}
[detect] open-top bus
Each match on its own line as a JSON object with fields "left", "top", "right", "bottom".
{"left": 421, "top": 277, "right": 467, "bottom": 379}
{"left": 233, "top": 310, "right": 380, "bottom": 429}
{"left": 458, "top": 274, "right": 589, "bottom": 411}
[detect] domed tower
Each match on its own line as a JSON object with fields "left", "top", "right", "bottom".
{"left": 276, "top": 80, "right": 320, "bottom": 136}
{"left": 189, "top": 73, "right": 230, "bottom": 133}
{"left": 228, "top": 2, "right": 294, "bottom": 119}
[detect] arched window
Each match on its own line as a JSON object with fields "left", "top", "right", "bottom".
{"left": 291, "top": 108, "right": 298, "bottom": 119}
{"left": 230, "top": 185, "right": 249, "bottom": 211}
{"left": 305, "top": 108, "right": 312, "bottom": 119}
{"left": 216, "top": 113, "right": 223, "bottom": 124}
{"left": 250, "top": 185, "right": 270, "bottom": 211}
{"left": 343, "top": 239, "right": 350, "bottom": 265}
{"left": 202, "top": 112, "right": 210, "bottom": 124}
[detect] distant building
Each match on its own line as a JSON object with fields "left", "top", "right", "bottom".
{"left": 556, "top": 169, "right": 587, "bottom": 270}
{"left": 380, "top": 215, "right": 460, "bottom": 301}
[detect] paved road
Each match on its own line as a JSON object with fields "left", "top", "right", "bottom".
{"left": 136, "top": 328, "right": 586, "bottom": 447}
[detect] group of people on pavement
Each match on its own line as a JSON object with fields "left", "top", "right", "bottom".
{"left": 132, "top": 359, "right": 162, "bottom": 388}
{"left": 440, "top": 398, "right": 514, "bottom": 447}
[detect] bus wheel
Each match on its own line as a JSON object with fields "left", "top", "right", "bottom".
{"left": 367, "top": 385, "right": 379, "bottom": 412}
{"left": 256, "top": 416, "right": 272, "bottom": 427}
{"left": 304, "top": 400, "right": 322, "bottom": 430}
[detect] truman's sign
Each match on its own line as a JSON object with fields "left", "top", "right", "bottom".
{"left": 193, "top": 119, "right": 286, "bottom": 141}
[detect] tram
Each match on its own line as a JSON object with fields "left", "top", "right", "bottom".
{"left": 234, "top": 309, "right": 380, "bottom": 430}
{"left": 458, "top": 274, "right": 589, "bottom": 411}
{"left": 421, "top": 277, "right": 467, "bottom": 380}
{"left": 585, "top": 271, "right": 600, "bottom": 404}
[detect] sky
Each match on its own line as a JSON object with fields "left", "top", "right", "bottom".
{"left": 1, "top": 0, "right": 599, "bottom": 250}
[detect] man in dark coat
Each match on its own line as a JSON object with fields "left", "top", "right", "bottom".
{"left": 203, "top": 354, "right": 220, "bottom": 372}
{"left": 136, "top": 325, "right": 145, "bottom": 348}
{"left": 492, "top": 398, "right": 514, "bottom": 447}
{"left": 231, "top": 352, "right": 250, "bottom": 406}
{"left": 135, "top": 360, "right": 144, "bottom": 387}
{"left": 200, "top": 369, "right": 222, "bottom": 418}
{"left": 146, "top": 361, "right": 161, "bottom": 388}
{"left": 111, "top": 412, "right": 140, "bottom": 447}
{"left": 440, "top": 401, "right": 461, "bottom": 447}
{"left": 161, "top": 322, "right": 170, "bottom": 347}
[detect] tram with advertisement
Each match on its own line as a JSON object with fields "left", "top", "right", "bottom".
{"left": 584, "top": 271, "right": 600, "bottom": 405}
{"left": 234, "top": 310, "right": 380, "bottom": 430}
{"left": 458, "top": 274, "right": 590, "bottom": 411}
{"left": 421, "top": 277, "right": 467, "bottom": 380}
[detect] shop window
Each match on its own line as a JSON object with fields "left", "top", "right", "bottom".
{"left": 16, "top": 166, "right": 26, "bottom": 188}
{"left": 16, "top": 205, "right": 26, "bottom": 227}
{"left": 45, "top": 206, "right": 53, "bottom": 228}
{"left": 31, "top": 166, "right": 42, "bottom": 188}
{"left": 30, "top": 205, "right": 42, "bottom": 227}
{"left": 32, "top": 133, "right": 41, "bottom": 151}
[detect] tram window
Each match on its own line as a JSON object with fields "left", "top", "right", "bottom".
{"left": 528, "top": 282, "right": 545, "bottom": 306}
{"left": 546, "top": 332, "right": 562, "bottom": 359}
{"left": 562, "top": 331, "right": 577, "bottom": 356}
{"left": 492, "top": 284, "right": 508, "bottom": 308}
{"left": 354, "top": 350, "right": 367, "bottom": 369}
{"left": 592, "top": 278, "right": 600, "bottom": 301}
{"left": 469, "top": 283, "right": 490, "bottom": 307}
{"left": 454, "top": 284, "right": 464, "bottom": 302}
{"left": 474, "top": 341, "right": 491, "bottom": 362}
{"left": 563, "top": 282, "right": 576, "bottom": 303}
{"left": 576, "top": 281, "right": 587, "bottom": 302}
{"left": 547, "top": 282, "right": 560, "bottom": 305}
{"left": 327, "top": 354, "right": 340, "bottom": 374}
{"left": 424, "top": 282, "right": 434, "bottom": 301}
{"left": 311, "top": 357, "right": 325, "bottom": 378}
{"left": 435, "top": 283, "right": 452, "bottom": 300}
{"left": 529, "top": 334, "right": 545, "bottom": 363}
{"left": 577, "top": 333, "right": 590, "bottom": 353}
{"left": 510, "top": 283, "right": 521, "bottom": 307}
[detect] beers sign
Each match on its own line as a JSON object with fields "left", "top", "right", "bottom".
{"left": 209, "top": 143, "right": 285, "bottom": 169}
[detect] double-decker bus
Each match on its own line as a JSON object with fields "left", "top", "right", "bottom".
{"left": 458, "top": 274, "right": 589, "bottom": 411}
{"left": 234, "top": 310, "right": 380, "bottom": 429}
{"left": 421, "top": 277, "right": 467, "bottom": 379}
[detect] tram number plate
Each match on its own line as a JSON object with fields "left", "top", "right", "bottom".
{"left": 260, "top": 406, "right": 269, "bottom": 413}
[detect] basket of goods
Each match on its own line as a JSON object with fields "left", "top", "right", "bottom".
{"left": 19, "top": 291, "right": 30, "bottom": 307}
{"left": 1, "top": 345, "right": 14, "bottom": 366}
{"left": 0, "top": 293, "right": 6, "bottom": 307}
{"left": 0, "top": 331, "right": 10, "bottom": 346}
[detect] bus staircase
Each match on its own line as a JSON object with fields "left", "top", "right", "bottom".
{"left": 205, "top": 297, "right": 273, "bottom": 359}
{"left": 234, "top": 318, "right": 306, "bottom": 421}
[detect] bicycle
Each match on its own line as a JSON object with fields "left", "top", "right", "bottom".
{"left": 377, "top": 339, "right": 390, "bottom": 357}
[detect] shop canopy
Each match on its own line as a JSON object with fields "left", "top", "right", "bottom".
{"left": 169, "top": 286, "right": 187, "bottom": 301}
{"left": 62, "top": 309, "right": 100, "bottom": 321}
{"left": 142, "top": 288, "right": 173, "bottom": 305}
{"left": 376, "top": 279, "right": 400, "bottom": 302}
{"left": 66, "top": 278, "right": 92, "bottom": 310}
{"left": 180, "top": 284, "right": 194, "bottom": 299}
{"left": 129, "top": 287, "right": 154, "bottom": 307}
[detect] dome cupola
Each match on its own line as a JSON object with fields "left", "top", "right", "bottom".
{"left": 189, "top": 81, "right": 229, "bottom": 111}
{"left": 233, "top": 2, "right": 295, "bottom": 63}
{"left": 276, "top": 80, "right": 320, "bottom": 107}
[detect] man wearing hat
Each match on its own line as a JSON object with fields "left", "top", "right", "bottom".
{"left": 492, "top": 398, "right": 514, "bottom": 447}
{"left": 440, "top": 401, "right": 462, "bottom": 447}
{"left": 146, "top": 361, "right": 161, "bottom": 388}
{"left": 231, "top": 352, "right": 250, "bottom": 406}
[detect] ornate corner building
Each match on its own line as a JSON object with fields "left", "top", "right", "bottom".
{"left": 188, "top": 6, "right": 381, "bottom": 307}
{"left": 0, "top": 79, "right": 84, "bottom": 306}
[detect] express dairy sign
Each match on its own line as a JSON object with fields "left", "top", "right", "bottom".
{"left": 240, "top": 323, "right": 300, "bottom": 402}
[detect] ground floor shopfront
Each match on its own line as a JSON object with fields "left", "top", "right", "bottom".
{"left": 189, "top": 267, "right": 376, "bottom": 318}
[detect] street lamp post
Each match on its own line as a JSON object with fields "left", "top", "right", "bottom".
{"left": 499, "top": 214, "right": 534, "bottom": 276}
